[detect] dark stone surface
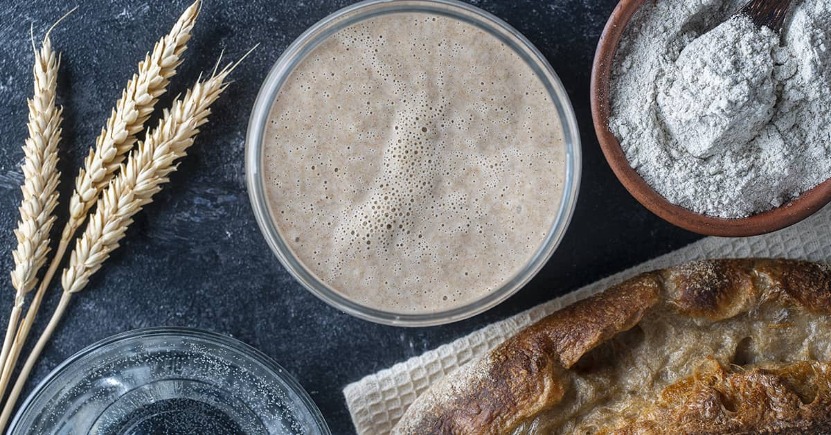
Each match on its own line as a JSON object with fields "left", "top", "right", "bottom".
{"left": 0, "top": 0, "right": 702, "bottom": 433}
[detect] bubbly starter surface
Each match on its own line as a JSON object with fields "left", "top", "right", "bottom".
{"left": 263, "top": 13, "right": 566, "bottom": 314}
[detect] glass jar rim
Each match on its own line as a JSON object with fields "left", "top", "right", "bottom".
{"left": 10, "top": 327, "right": 330, "bottom": 434}
{"left": 245, "top": 0, "right": 582, "bottom": 327}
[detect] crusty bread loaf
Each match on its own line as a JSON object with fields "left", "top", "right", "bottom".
{"left": 393, "top": 259, "right": 831, "bottom": 434}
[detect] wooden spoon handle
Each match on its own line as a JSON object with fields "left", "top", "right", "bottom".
{"left": 741, "top": 0, "right": 794, "bottom": 32}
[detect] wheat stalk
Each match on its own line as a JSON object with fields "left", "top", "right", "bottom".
{"left": 0, "top": 0, "right": 201, "bottom": 403}
{"left": 0, "top": 60, "right": 241, "bottom": 429}
{"left": 0, "top": 27, "right": 64, "bottom": 384}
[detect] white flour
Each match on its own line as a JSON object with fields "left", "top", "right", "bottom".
{"left": 610, "top": 0, "right": 831, "bottom": 219}
{"left": 658, "top": 17, "right": 778, "bottom": 158}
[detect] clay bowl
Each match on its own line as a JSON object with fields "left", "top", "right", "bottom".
{"left": 590, "top": 0, "right": 831, "bottom": 237}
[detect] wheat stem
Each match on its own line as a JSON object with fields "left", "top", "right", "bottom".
{"left": 2, "top": 1, "right": 201, "bottom": 406}
{"left": 0, "top": 239, "right": 66, "bottom": 405}
{"left": 1, "top": 23, "right": 64, "bottom": 383}
{"left": 0, "top": 303, "right": 22, "bottom": 384}
{"left": 0, "top": 291, "right": 71, "bottom": 431}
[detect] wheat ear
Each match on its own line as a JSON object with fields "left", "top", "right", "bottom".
{"left": 0, "top": 0, "right": 201, "bottom": 402}
{"left": 0, "top": 60, "right": 240, "bottom": 430}
{"left": 66, "top": 0, "right": 200, "bottom": 237}
{"left": 0, "top": 28, "right": 63, "bottom": 384}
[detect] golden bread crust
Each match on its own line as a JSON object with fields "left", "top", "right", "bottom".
{"left": 613, "top": 359, "right": 831, "bottom": 434}
{"left": 393, "top": 259, "right": 831, "bottom": 435}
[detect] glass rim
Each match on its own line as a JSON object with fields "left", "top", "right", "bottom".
{"left": 10, "top": 327, "right": 330, "bottom": 434}
{"left": 245, "top": 0, "right": 582, "bottom": 327}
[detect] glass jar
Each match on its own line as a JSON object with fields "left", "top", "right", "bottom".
{"left": 246, "top": 0, "right": 581, "bottom": 326}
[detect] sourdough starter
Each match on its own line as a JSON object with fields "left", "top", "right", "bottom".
{"left": 263, "top": 13, "right": 566, "bottom": 314}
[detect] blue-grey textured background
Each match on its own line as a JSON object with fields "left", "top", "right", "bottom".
{"left": 0, "top": 1, "right": 701, "bottom": 433}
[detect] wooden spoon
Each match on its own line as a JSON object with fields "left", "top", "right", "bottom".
{"left": 741, "top": 0, "right": 794, "bottom": 32}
